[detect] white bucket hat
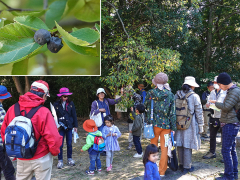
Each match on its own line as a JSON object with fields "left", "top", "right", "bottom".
{"left": 96, "top": 88, "right": 106, "bottom": 95}
{"left": 183, "top": 76, "right": 199, "bottom": 87}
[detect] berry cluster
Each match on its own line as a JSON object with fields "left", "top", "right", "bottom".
{"left": 34, "top": 29, "right": 63, "bottom": 53}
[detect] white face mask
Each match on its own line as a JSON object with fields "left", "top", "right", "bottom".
{"left": 213, "top": 84, "right": 219, "bottom": 89}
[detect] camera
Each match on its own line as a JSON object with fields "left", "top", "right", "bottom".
{"left": 59, "top": 117, "right": 68, "bottom": 130}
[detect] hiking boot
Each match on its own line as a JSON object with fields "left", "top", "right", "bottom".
{"left": 133, "top": 152, "right": 143, "bottom": 158}
{"left": 86, "top": 170, "right": 94, "bottom": 175}
{"left": 182, "top": 166, "right": 194, "bottom": 174}
{"left": 67, "top": 158, "right": 75, "bottom": 166}
{"left": 57, "top": 160, "right": 63, "bottom": 169}
{"left": 202, "top": 152, "right": 216, "bottom": 159}
{"left": 201, "top": 134, "right": 209, "bottom": 138}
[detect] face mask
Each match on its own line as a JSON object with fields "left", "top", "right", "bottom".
{"left": 213, "top": 84, "right": 219, "bottom": 89}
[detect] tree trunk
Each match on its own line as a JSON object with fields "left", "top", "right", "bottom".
{"left": 12, "top": 76, "right": 24, "bottom": 95}
{"left": 205, "top": 3, "right": 214, "bottom": 73}
{"left": 24, "top": 76, "right": 30, "bottom": 93}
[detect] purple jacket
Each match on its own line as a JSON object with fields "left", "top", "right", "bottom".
{"left": 90, "top": 97, "right": 122, "bottom": 116}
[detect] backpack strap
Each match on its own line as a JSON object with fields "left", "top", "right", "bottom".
{"left": 184, "top": 92, "right": 195, "bottom": 99}
{"left": 14, "top": 102, "right": 43, "bottom": 118}
{"left": 14, "top": 103, "right": 21, "bottom": 116}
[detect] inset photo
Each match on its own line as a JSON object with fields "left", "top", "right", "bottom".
{"left": 0, "top": 0, "right": 100, "bottom": 75}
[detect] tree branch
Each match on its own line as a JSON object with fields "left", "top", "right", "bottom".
{"left": 0, "top": 0, "right": 32, "bottom": 13}
{"left": 106, "top": 1, "right": 130, "bottom": 39}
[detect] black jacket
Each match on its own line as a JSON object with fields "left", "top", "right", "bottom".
{"left": 53, "top": 100, "right": 78, "bottom": 129}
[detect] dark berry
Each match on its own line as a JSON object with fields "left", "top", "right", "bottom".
{"left": 34, "top": 29, "right": 51, "bottom": 45}
{"left": 47, "top": 37, "right": 63, "bottom": 53}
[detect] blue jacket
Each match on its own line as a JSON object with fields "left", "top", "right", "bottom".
{"left": 53, "top": 100, "right": 78, "bottom": 129}
{"left": 144, "top": 161, "right": 161, "bottom": 180}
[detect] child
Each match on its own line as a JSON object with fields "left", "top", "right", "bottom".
{"left": 81, "top": 119, "right": 102, "bottom": 175}
{"left": 130, "top": 104, "right": 145, "bottom": 158}
{"left": 102, "top": 115, "right": 121, "bottom": 172}
{"left": 143, "top": 144, "right": 160, "bottom": 180}
{"left": 127, "top": 92, "right": 142, "bottom": 150}
{"left": 0, "top": 85, "right": 15, "bottom": 180}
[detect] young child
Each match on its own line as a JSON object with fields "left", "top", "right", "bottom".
{"left": 0, "top": 85, "right": 15, "bottom": 180}
{"left": 130, "top": 104, "right": 145, "bottom": 158}
{"left": 102, "top": 115, "right": 121, "bottom": 172}
{"left": 81, "top": 119, "right": 102, "bottom": 175}
{"left": 143, "top": 144, "right": 160, "bottom": 180}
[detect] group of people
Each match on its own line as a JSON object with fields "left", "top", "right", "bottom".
{"left": 0, "top": 72, "right": 239, "bottom": 180}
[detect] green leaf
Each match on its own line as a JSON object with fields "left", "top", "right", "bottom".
{"left": 14, "top": 16, "right": 49, "bottom": 30}
{"left": 72, "top": 27, "right": 78, "bottom": 32}
{"left": 45, "top": 0, "right": 67, "bottom": 29}
{"left": 12, "top": 58, "right": 29, "bottom": 75}
{"left": 0, "top": 18, "right": 4, "bottom": 28}
{"left": 74, "top": 0, "right": 100, "bottom": 22}
{"left": 11, "top": 10, "right": 46, "bottom": 17}
{"left": 63, "top": 38, "right": 98, "bottom": 56}
{"left": 56, "top": 22, "right": 99, "bottom": 46}
{"left": 0, "top": 23, "right": 42, "bottom": 64}
{"left": 95, "top": 23, "right": 100, "bottom": 33}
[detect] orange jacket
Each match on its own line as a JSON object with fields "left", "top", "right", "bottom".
{"left": 1, "top": 92, "right": 63, "bottom": 160}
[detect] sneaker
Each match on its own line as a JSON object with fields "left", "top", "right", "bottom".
{"left": 182, "top": 166, "right": 194, "bottom": 173}
{"left": 133, "top": 152, "right": 143, "bottom": 158}
{"left": 219, "top": 173, "right": 238, "bottom": 180}
{"left": 160, "top": 175, "right": 165, "bottom": 177}
{"left": 215, "top": 176, "right": 228, "bottom": 180}
{"left": 106, "top": 166, "right": 112, "bottom": 172}
{"left": 57, "top": 160, "right": 63, "bottom": 169}
{"left": 201, "top": 134, "right": 209, "bottom": 138}
{"left": 86, "top": 170, "right": 94, "bottom": 175}
{"left": 202, "top": 152, "right": 216, "bottom": 159}
{"left": 127, "top": 146, "right": 132, "bottom": 150}
{"left": 67, "top": 158, "right": 75, "bottom": 166}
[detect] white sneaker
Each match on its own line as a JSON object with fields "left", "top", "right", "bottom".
{"left": 133, "top": 152, "right": 143, "bottom": 158}
{"left": 160, "top": 175, "right": 165, "bottom": 177}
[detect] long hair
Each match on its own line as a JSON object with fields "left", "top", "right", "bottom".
{"left": 57, "top": 96, "right": 72, "bottom": 103}
{"left": 182, "top": 84, "right": 191, "bottom": 93}
{"left": 143, "top": 144, "right": 159, "bottom": 167}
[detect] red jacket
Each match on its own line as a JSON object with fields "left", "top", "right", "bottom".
{"left": 1, "top": 92, "right": 63, "bottom": 160}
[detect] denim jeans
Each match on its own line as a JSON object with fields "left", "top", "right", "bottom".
{"left": 133, "top": 135, "right": 142, "bottom": 154}
{"left": 89, "top": 153, "right": 101, "bottom": 171}
{"left": 222, "top": 124, "right": 239, "bottom": 180}
{"left": 58, "top": 128, "right": 73, "bottom": 160}
{"left": 0, "top": 146, "right": 15, "bottom": 180}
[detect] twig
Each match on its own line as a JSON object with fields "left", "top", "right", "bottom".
{"left": 43, "top": 0, "right": 48, "bottom": 10}
{"left": 0, "top": 0, "right": 32, "bottom": 13}
{"left": 106, "top": 1, "right": 130, "bottom": 39}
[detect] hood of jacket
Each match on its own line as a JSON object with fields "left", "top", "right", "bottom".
{"left": 176, "top": 89, "right": 194, "bottom": 99}
{"left": 89, "top": 130, "right": 102, "bottom": 136}
{"left": 18, "top": 92, "right": 45, "bottom": 108}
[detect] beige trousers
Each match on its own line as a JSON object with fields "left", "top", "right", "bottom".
{"left": 16, "top": 153, "right": 53, "bottom": 180}
{"left": 203, "top": 111, "right": 210, "bottom": 135}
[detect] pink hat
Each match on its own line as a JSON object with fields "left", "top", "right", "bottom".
{"left": 57, "top": 87, "right": 73, "bottom": 97}
{"left": 31, "top": 80, "right": 50, "bottom": 97}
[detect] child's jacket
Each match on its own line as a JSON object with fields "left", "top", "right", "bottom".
{"left": 144, "top": 160, "right": 161, "bottom": 180}
{"left": 82, "top": 130, "right": 102, "bottom": 155}
{"left": 102, "top": 125, "right": 121, "bottom": 151}
{"left": 131, "top": 111, "right": 143, "bottom": 136}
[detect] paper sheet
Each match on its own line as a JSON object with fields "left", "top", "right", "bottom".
{"left": 209, "top": 104, "right": 221, "bottom": 112}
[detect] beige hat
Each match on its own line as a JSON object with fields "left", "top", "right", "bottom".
{"left": 183, "top": 76, "right": 199, "bottom": 87}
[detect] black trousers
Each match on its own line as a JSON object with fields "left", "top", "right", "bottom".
{"left": 0, "top": 146, "right": 15, "bottom": 180}
{"left": 209, "top": 117, "right": 221, "bottom": 154}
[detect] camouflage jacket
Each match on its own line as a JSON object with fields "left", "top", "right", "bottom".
{"left": 144, "top": 88, "right": 176, "bottom": 131}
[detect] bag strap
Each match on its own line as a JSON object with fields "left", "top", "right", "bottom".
{"left": 95, "top": 100, "right": 99, "bottom": 109}
{"left": 150, "top": 96, "right": 153, "bottom": 121}
{"left": 171, "top": 132, "right": 174, "bottom": 146}
{"left": 184, "top": 91, "right": 195, "bottom": 100}
{"left": 14, "top": 102, "right": 43, "bottom": 118}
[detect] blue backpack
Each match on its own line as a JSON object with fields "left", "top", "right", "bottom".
{"left": 4, "top": 103, "right": 42, "bottom": 159}
{"left": 88, "top": 133, "right": 105, "bottom": 152}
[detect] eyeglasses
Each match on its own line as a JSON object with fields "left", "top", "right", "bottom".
{"left": 62, "top": 96, "right": 68, "bottom": 98}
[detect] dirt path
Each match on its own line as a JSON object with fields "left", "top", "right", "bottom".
{"left": 2, "top": 119, "right": 240, "bottom": 180}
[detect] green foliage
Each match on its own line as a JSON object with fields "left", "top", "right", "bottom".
{"left": 0, "top": 0, "right": 100, "bottom": 75}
